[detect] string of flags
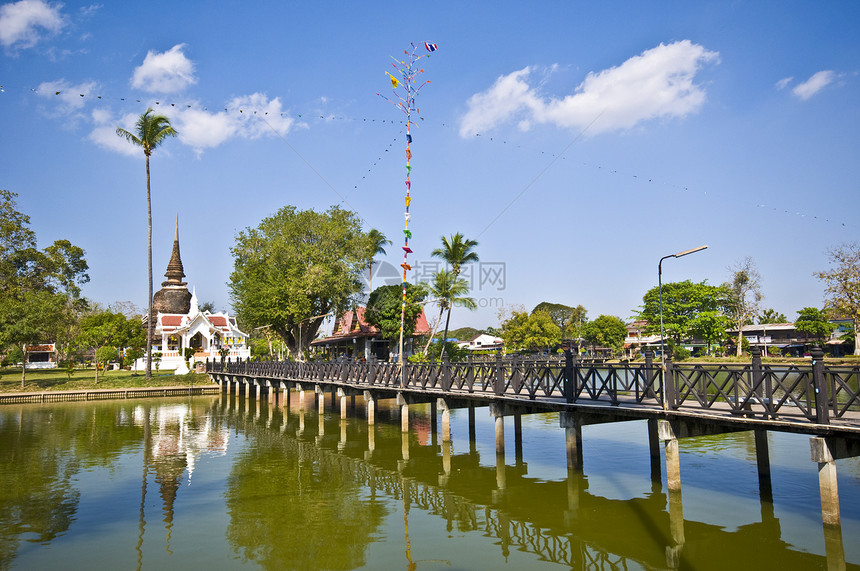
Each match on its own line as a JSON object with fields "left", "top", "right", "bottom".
{"left": 378, "top": 42, "right": 435, "bottom": 363}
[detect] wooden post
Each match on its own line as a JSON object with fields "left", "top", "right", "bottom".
{"left": 437, "top": 398, "right": 451, "bottom": 442}
{"left": 811, "top": 347, "right": 830, "bottom": 425}
{"left": 664, "top": 350, "right": 676, "bottom": 410}
{"left": 490, "top": 404, "right": 505, "bottom": 456}
{"left": 514, "top": 413, "right": 523, "bottom": 466}
{"left": 397, "top": 393, "right": 409, "bottom": 433}
{"left": 648, "top": 418, "right": 661, "bottom": 485}
{"left": 658, "top": 420, "right": 681, "bottom": 492}
{"left": 563, "top": 347, "right": 574, "bottom": 403}
{"left": 468, "top": 404, "right": 477, "bottom": 455}
{"left": 560, "top": 411, "right": 583, "bottom": 471}
{"left": 644, "top": 349, "right": 656, "bottom": 399}
{"left": 494, "top": 353, "right": 505, "bottom": 396}
{"left": 363, "top": 390, "right": 375, "bottom": 424}
{"left": 755, "top": 429, "right": 773, "bottom": 503}
{"left": 338, "top": 388, "right": 347, "bottom": 420}
{"left": 810, "top": 436, "right": 841, "bottom": 527}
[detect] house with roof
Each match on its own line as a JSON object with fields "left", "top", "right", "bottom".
{"left": 458, "top": 333, "right": 504, "bottom": 352}
{"left": 23, "top": 343, "right": 57, "bottom": 369}
{"left": 311, "top": 306, "right": 431, "bottom": 360}
{"left": 136, "top": 219, "right": 249, "bottom": 373}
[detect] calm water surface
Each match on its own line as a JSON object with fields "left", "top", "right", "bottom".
{"left": 1, "top": 393, "right": 858, "bottom": 570}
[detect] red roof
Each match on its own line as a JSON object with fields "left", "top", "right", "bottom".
{"left": 162, "top": 315, "right": 183, "bottom": 326}
{"left": 209, "top": 315, "right": 228, "bottom": 327}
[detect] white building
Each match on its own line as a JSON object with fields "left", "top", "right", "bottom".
{"left": 136, "top": 218, "right": 249, "bottom": 373}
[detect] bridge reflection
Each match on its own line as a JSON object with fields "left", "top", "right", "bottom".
{"left": 215, "top": 392, "right": 845, "bottom": 570}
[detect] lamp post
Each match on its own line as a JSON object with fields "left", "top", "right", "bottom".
{"left": 658, "top": 245, "right": 708, "bottom": 409}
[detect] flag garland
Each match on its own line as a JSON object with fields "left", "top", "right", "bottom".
{"left": 378, "top": 42, "right": 435, "bottom": 365}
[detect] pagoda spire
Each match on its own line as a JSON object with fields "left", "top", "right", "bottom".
{"left": 163, "top": 213, "right": 186, "bottom": 286}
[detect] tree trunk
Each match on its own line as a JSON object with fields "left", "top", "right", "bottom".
{"left": 854, "top": 319, "right": 860, "bottom": 356}
{"left": 20, "top": 347, "right": 27, "bottom": 389}
{"left": 440, "top": 307, "right": 454, "bottom": 360}
{"left": 423, "top": 306, "right": 445, "bottom": 355}
{"left": 145, "top": 155, "right": 153, "bottom": 379}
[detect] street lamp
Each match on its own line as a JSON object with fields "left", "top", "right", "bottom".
{"left": 658, "top": 245, "right": 708, "bottom": 408}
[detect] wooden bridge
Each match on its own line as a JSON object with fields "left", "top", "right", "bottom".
{"left": 217, "top": 394, "right": 842, "bottom": 570}
{"left": 206, "top": 346, "right": 860, "bottom": 549}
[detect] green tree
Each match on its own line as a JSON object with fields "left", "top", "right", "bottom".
{"left": 500, "top": 309, "right": 561, "bottom": 353}
{"left": 365, "top": 283, "right": 427, "bottom": 349}
{"left": 581, "top": 315, "right": 628, "bottom": 355}
{"left": 637, "top": 280, "right": 725, "bottom": 343}
{"left": 0, "top": 290, "right": 68, "bottom": 387}
{"left": 366, "top": 228, "right": 391, "bottom": 292}
{"left": 116, "top": 108, "right": 178, "bottom": 379}
{"left": 0, "top": 190, "right": 89, "bottom": 386}
{"left": 759, "top": 308, "right": 787, "bottom": 324}
{"left": 531, "top": 302, "right": 588, "bottom": 339}
{"left": 816, "top": 242, "right": 860, "bottom": 355}
{"left": 430, "top": 233, "right": 479, "bottom": 357}
{"left": 795, "top": 307, "right": 836, "bottom": 345}
{"left": 229, "top": 205, "right": 374, "bottom": 359}
{"left": 724, "top": 257, "right": 763, "bottom": 356}
{"left": 688, "top": 311, "right": 732, "bottom": 356}
{"left": 421, "top": 270, "right": 476, "bottom": 355}
{"left": 77, "top": 310, "right": 134, "bottom": 383}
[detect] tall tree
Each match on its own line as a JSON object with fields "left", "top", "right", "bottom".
{"left": 581, "top": 315, "right": 628, "bottom": 355}
{"left": 688, "top": 311, "right": 732, "bottom": 356}
{"left": 816, "top": 242, "right": 860, "bottom": 355}
{"left": 421, "top": 270, "right": 476, "bottom": 355}
{"left": 365, "top": 283, "right": 427, "bottom": 350}
{"left": 116, "top": 108, "right": 178, "bottom": 379}
{"left": 229, "top": 205, "right": 374, "bottom": 359}
{"left": 500, "top": 309, "right": 561, "bottom": 353}
{"left": 366, "top": 229, "right": 391, "bottom": 292}
{"left": 77, "top": 309, "right": 135, "bottom": 383}
{"left": 758, "top": 308, "right": 787, "bottom": 324}
{"left": 430, "top": 233, "right": 479, "bottom": 357}
{"left": 724, "top": 257, "right": 763, "bottom": 356}
{"left": 637, "top": 280, "right": 725, "bottom": 344}
{"left": 0, "top": 191, "right": 89, "bottom": 386}
{"left": 795, "top": 307, "right": 836, "bottom": 345}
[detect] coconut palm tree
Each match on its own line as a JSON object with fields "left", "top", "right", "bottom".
{"left": 431, "top": 233, "right": 479, "bottom": 357}
{"left": 422, "top": 269, "right": 476, "bottom": 355}
{"left": 367, "top": 228, "right": 391, "bottom": 292}
{"left": 116, "top": 108, "right": 177, "bottom": 379}
{"left": 431, "top": 233, "right": 479, "bottom": 279}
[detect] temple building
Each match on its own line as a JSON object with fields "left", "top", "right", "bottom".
{"left": 137, "top": 218, "right": 249, "bottom": 372}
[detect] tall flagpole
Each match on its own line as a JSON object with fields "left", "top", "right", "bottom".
{"left": 378, "top": 42, "right": 437, "bottom": 379}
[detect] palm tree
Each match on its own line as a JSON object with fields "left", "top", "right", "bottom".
{"left": 430, "top": 233, "right": 479, "bottom": 358}
{"left": 422, "top": 269, "right": 476, "bottom": 355}
{"left": 116, "top": 108, "right": 177, "bottom": 379}
{"left": 367, "top": 228, "right": 391, "bottom": 292}
{"left": 431, "top": 233, "right": 479, "bottom": 279}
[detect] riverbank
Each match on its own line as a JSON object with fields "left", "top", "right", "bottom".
{"left": 0, "top": 367, "right": 211, "bottom": 394}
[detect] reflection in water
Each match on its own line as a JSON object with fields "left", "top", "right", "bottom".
{"left": 0, "top": 393, "right": 856, "bottom": 569}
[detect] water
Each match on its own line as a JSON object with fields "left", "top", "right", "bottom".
{"left": 0, "top": 393, "right": 858, "bottom": 570}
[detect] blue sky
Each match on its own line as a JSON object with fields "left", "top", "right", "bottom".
{"left": 1, "top": 0, "right": 858, "bottom": 330}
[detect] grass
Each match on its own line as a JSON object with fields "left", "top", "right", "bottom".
{"left": 0, "top": 366, "right": 210, "bottom": 393}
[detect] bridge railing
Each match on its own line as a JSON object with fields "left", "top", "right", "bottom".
{"left": 206, "top": 347, "right": 860, "bottom": 425}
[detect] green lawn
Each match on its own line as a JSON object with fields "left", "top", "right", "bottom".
{"left": 0, "top": 367, "right": 210, "bottom": 393}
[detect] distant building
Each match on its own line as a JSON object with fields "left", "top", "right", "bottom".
{"left": 23, "top": 343, "right": 57, "bottom": 369}
{"left": 137, "top": 218, "right": 249, "bottom": 372}
{"left": 458, "top": 333, "right": 504, "bottom": 352}
{"left": 311, "top": 307, "right": 431, "bottom": 360}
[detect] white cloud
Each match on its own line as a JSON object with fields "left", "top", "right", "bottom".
{"left": 459, "top": 40, "right": 719, "bottom": 137}
{"left": 792, "top": 70, "right": 835, "bottom": 100}
{"left": 0, "top": 0, "right": 64, "bottom": 49}
{"left": 90, "top": 110, "right": 145, "bottom": 156}
{"left": 35, "top": 78, "right": 98, "bottom": 115}
{"left": 775, "top": 77, "right": 793, "bottom": 90}
{"left": 131, "top": 44, "right": 196, "bottom": 93}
